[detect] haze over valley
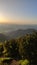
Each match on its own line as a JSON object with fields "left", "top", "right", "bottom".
{"left": 0, "top": 24, "right": 37, "bottom": 33}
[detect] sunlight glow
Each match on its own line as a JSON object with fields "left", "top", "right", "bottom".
{"left": 0, "top": 13, "right": 37, "bottom": 24}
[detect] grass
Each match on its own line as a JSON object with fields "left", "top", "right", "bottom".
{"left": 0, "top": 57, "right": 12, "bottom": 62}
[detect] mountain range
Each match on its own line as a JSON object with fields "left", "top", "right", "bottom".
{"left": 0, "top": 29, "right": 37, "bottom": 41}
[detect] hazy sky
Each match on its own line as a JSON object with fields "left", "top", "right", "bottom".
{"left": 0, "top": 0, "right": 37, "bottom": 24}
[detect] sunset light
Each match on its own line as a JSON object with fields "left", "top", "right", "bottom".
{"left": 0, "top": 0, "right": 37, "bottom": 24}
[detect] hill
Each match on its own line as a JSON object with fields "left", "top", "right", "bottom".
{"left": 5, "top": 29, "right": 37, "bottom": 39}
{"left": 0, "top": 29, "right": 37, "bottom": 41}
{"left": 0, "top": 31, "right": 37, "bottom": 65}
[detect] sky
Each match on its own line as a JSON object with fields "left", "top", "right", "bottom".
{"left": 0, "top": 0, "right": 37, "bottom": 24}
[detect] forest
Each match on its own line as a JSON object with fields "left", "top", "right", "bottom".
{"left": 0, "top": 32, "right": 37, "bottom": 65}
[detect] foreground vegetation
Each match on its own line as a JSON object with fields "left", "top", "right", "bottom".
{"left": 0, "top": 32, "right": 37, "bottom": 65}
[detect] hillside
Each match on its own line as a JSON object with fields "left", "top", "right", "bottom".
{"left": 0, "top": 31, "right": 37, "bottom": 65}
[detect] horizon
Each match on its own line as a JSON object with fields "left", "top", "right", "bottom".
{"left": 0, "top": 22, "right": 37, "bottom": 25}
{"left": 0, "top": 0, "right": 37, "bottom": 24}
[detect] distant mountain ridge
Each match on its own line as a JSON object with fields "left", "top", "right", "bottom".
{"left": 0, "top": 29, "right": 37, "bottom": 41}
{"left": 5, "top": 29, "right": 37, "bottom": 39}
{"left": 0, "top": 24, "right": 37, "bottom": 33}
